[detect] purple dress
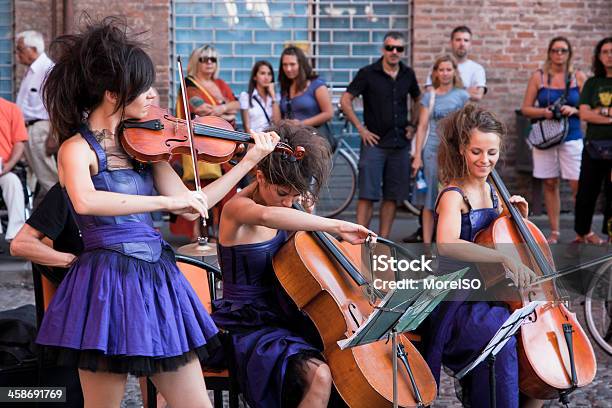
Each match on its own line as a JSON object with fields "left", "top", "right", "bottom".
{"left": 423, "top": 185, "right": 519, "bottom": 408}
{"left": 212, "top": 230, "right": 322, "bottom": 408}
{"left": 36, "top": 125, "right": 219, "bottom": 376}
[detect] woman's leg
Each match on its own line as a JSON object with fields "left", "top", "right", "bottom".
{"left": 422, "top": 209, "right": 435, "bottom": 244}
{"left": 542, "top": 177, "right": 560, "bottom": 242}
{"left": 298, "top": 358, "right": 333, "bottom": 408}
{"left": 138, "top": 377, "right": 168, "bottom": 408}
{"left": 78, "top": 370, "right": 128, "bottom": 408}
{"left": 151, "top": 358, "right": 213, "bottom": 408}
{"left": 575, "top": 151, "right": 605, "bottom": 237}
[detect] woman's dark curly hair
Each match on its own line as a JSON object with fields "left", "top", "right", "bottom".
{"left": 593, "top": 37, "right": 612, "bottom": 78}
{"left": 43, "top": 15, "right": 155, "bottom": 143}
{"left": 258, "top": 121, "right": 332, "bottom": 206}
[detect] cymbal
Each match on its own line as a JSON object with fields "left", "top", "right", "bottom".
{"left": 177, "top": 241, "right": 218, "bottom": 257}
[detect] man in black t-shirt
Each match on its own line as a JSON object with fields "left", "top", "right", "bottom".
{"left": 340, "top": 31, "right": 421, "bottom": 238}
{"left": 10, "top": 183, "right": 82, "bottom": 284}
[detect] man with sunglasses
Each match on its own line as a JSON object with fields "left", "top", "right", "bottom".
{"left": 341, "top": 31, "right": 421, "bottom": 238}
{"left": 425, "top": 26, "right": 487, "bottom": 102}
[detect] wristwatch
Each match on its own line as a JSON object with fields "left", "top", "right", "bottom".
{"left": 601, "top": 107, "right": 610, "bottom": 117}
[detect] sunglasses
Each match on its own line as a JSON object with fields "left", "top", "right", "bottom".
{"left": 199, "top": 56, "right": 217, "bottom": 64}
{"left": 550, "top": 48, "right": 569, "bottom": 55}
{"left": 384, "top": 45, "right": 405, "bottom": 53}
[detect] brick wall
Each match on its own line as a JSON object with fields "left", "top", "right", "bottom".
{"left": 14, "top": 0, "right": 170, "bottom": 104}
{"left": 412, "top": 0, "right": 612, "bottom": 206}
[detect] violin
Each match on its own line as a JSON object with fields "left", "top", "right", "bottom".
{"left": 273, "top": 205, "right": 437, "bottom": 407}
{"left": 475, "top": 169, "right": 596, "bottom": 401}
{"left": 120, "top": 105, "right": 304, "bottom": 164}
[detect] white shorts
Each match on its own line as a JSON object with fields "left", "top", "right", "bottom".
{"left": 532, "top": 139, "right": 583, "bottom": 180}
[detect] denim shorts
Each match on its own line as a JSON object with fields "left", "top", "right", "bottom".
{"left": 358, "top": 144, "right": 411, "bottom": 201}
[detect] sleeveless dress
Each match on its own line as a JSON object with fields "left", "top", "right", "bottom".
{"left": 212, "top": 230, "right": 323, "bottom": 408}
{"left": 36, "top": 125, "right": 220, "bottom": 376}
{"left": 536, "top": 71, "right": 583, "bottom": 142}
{"left": 423, "top": 185, "right": 519, "bottom": 408}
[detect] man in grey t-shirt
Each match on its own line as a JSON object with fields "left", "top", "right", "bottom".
{"left": 425, "top": 26, "right": 486, "bottom": 101}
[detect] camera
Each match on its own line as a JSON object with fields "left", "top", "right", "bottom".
{"left": 549, "top": 97, "right": 566, "bottom": 120}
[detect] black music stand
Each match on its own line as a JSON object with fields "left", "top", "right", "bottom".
{"left": 455, "top": 302, "right": 539, "bottom": 408}
{"left": 338, "top": 268, "right": 469, "bottom": 408}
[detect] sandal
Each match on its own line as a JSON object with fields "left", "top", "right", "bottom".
{"left": 546, "top": 230, "right": 560, "bottom": 244}
{"left": 572, "top": 232, "right": 605, "bottom": 245}
{"left": 584, "top": 232, "right": 605, "bottom": 245}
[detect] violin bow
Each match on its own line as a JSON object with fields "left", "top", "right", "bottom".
{"left": 177, "top": 57, "right": 208, "bottom": 233}
{"left": 177, "top": 56, "right": 202, "bottom": 192}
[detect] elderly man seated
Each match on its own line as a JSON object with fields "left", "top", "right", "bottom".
{"left": 0, "top": 97, "right": 28, "bottom": 242}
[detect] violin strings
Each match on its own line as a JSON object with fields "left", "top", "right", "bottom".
{"left": 191, "top": 124, "right": 252, "bottom": 142}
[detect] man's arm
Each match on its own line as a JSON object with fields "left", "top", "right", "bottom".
{"left": 10, "top": 224, "right": 76, "bottom": 268}
{"left": 1, "top": 141, "right": 25, "bottom": 175}
{"left": 408, "top": 94, "right": 422, "bottom": 138}
{"left": 467, "top": 87, "right": 485, "bottom": 102}
{"left": 340, "top": 92, "right": 379, "bottom": 146}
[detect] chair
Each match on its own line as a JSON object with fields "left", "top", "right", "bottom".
{"left": 31, "top": 263, "right": 85, "bottom": 408}
{"left": 146, "top": 255, "right": 241, "bottom": 408}
{"left": 0, "top": 162, "right": 34, "bottom": 235}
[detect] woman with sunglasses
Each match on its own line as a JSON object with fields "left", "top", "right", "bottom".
{"left": 278, "top": 46, "right": 334, "bottom": 143}
{"left": 521, "top": 36, "right": 587, "bottom": 244}
{"left": 172, "top": 45, "right": 241, "bottom": 242}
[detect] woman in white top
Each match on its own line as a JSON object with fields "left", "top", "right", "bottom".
{"left": 240, "top": 61, "right": 281, "bottom": 133}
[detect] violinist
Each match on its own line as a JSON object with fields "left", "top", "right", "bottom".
{"left": 424, "top": 105, "right": 541, "bottom": 408}
{"left": 35, "top": 17, "right": 278, "bottom": 407}
{"left": 212, "top": 121, "right": 373, "bottom": 408}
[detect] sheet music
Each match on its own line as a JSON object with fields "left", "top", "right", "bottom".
{"left": 337, "top": 268, "right": 468, "bottom": 350}
{"left": 456, "top": 301, "right": 541, "bottom": 379}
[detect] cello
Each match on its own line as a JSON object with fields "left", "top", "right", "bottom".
{"left": 273, "top": 210, "right": 437, "bottom": 408}
{"left": 475, "top": 169, "right": 597, "bottom": 402}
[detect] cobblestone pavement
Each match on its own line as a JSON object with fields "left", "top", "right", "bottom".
{"left": 1, "top": 214, "right": 610, "bottom": 407}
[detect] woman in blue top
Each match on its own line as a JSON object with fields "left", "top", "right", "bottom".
{"left": 212, "top": 121, "right": 373, "bottom": 408}
{"left": 36, "top": 17, "right": 278, "bottom": 407}
{"left": 278, "top": 46, "right": 333, "bottom": 134}
{"left": 427, "top": 105, "right": 541, "bottom": 408}
{"left": 411, "top": 55, "right": 470, "bottom": 244}
{"left": 521, "top": 36, "right": 586, "bottom": 244}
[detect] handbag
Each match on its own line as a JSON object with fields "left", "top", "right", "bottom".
{"left": 585, "top": 139, "right": 612, "bottom": 160}
{"left": 527, "top": 72, "right": 571, "bottom": 150}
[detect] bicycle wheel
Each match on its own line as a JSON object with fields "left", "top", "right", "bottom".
{"left": 402, "top": 199, "right": 422, "bottom": 217}
{"left": 318, "top": 149, "right": 357, "bottom": 218}
{"left": 585, "top": 259, "right": 612, "bottom": 356}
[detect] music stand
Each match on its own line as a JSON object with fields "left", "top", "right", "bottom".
{"left": 337, "top": 268, "right": 469, "bottom": 408}
{"left": 455, "top": 301, "right": 539, "bottom": 408}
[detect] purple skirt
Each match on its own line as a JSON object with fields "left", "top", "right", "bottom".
{"left": 36, "top": 247, "right": 220, "bottom": 376}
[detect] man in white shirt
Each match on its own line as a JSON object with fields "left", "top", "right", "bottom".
{"left": 15, "top": 30, "right": 56, "bottom": 205}
{"left": 425, "top": 26, "right": 487, "bottom": 101}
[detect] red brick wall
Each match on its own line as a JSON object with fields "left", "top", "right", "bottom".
{"left": 412, "top": 0, "right": 611, "bottom": 205}
{"left": 14, "top": 1, "right": 170, "bottom": 106}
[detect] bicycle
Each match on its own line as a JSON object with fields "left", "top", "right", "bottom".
{"left": 584, "top": 250, "right": 612, "bottom": 356}
{"left": 317, "top": 124, "right": 359, "bottom": 218}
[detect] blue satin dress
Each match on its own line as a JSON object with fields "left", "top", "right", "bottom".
{"left": 212, "top": 230, "right": 322, "bottom": 408}
{"left": 36, "top": 125, "right": 219, "bottom": 376}
{"left": 423, "top": 185, "right": 519, "bottom": 408}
